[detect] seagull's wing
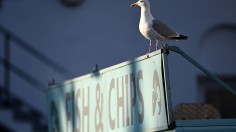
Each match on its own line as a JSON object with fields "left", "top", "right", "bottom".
{"left": 152, "top": 20, "right": 178, "bottom": 38}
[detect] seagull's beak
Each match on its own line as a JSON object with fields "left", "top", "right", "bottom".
{"left": 130, "top": 3, "right": 138, "bottom": 7}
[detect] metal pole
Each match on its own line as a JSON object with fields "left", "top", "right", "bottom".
{"left": 161, "top": 49, "right": 174, "bottom": 129}
{"left": 4, "top": 33, "right": 11, "bottom": 98}
{"left": 162, "top": 44, "right": 236, "bottom": 96}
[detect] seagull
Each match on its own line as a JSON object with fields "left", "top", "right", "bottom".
{"left": 131, "top": 0, "right": 188, "bottom": 57}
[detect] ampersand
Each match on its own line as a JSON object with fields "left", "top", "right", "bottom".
{"left": 95, "top": 83, "right": 103, "bottom": 132}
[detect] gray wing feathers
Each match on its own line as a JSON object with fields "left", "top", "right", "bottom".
{"left": 152, "top": 20, "right": 178, "bottom": 38}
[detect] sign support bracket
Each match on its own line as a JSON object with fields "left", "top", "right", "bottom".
{"left": 162, "top": 44, "right": 236, "bottom": 96}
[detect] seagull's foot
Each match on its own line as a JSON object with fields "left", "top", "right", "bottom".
{"left": 146, "top": 53, "right": 150, "bottom": 58}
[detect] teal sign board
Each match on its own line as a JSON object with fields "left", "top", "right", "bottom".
{"left": 47, "top": 50, "right": 171, "bottom": 132}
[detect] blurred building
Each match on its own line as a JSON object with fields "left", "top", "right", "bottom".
{"left": 0, "top": 0, "right": 236, "bottom": 131}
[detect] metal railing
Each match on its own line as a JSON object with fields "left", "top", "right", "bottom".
{"left": 162, "top": 44, "right": 236, "bottom": 96}
{"left": 0, "top": 25, "right": 74, "bottom": 96}
{"left": 0, "top": 25, "right": 74, "bottom": 130}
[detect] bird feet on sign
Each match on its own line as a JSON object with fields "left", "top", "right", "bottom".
{"left": 156, "top": 40, "right": 158, "bottom": 51}
{"left": 146, "top": 52, "right": 150, "bottom": 58}
{"left": 162, "top": 44, "right": 169, "bottom": 49}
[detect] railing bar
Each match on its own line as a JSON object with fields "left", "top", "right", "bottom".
{"left": 11, "top": 36, "right": 73, "bottom": 77}
{"left": 0, "top": 84, "right": 47, "bottom": 119}
{"left": 163, "top": 45, "right": 236, "bottom": 96}
{"left": 0, "top": 25, "right": 73, "bottom": 77}
{"left": 0, "top": 56, "right": 46, "bottom": 92}
{"left": 3, "top": 34, "right": 11, "bottom": 97}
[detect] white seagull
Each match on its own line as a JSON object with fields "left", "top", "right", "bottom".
{"left": 131, "top": 0, "right": 188, "bottom": 57}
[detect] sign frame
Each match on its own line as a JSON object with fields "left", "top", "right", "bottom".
{"left": 47, "top": 49, "right": 173, "bottom": 132}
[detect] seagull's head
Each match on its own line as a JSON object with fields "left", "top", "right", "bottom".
{"left": 130, "top": 0, "right": 150, "bottom": 8}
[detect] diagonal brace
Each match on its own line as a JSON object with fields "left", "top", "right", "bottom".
{"left": 162, "top": 44, "right": 236, "bottom": 96}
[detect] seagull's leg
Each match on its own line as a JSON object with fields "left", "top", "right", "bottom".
{"left": 146, "top": 40, "right": 152, "bottom": 58}
{"left": 156, "top": 39, "right": 158, "bottom": 50}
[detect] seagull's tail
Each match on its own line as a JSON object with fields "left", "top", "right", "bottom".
{"left": 170, "top": 34, "right": 188, "bottom": 40}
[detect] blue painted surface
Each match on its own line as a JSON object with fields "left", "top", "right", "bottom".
{"left": 175, "top": 119, "right": 236, "bottom": 132}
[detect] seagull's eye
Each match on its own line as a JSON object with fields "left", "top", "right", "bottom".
{"left": 140, "top": 0, "right": 144, "bottom": 3}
